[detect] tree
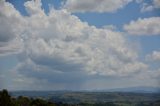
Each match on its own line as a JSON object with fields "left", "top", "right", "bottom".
{"left": 17, "top": 96, "right": 30, "bottom": 106}
{"left": 0, "top": 89, "right": 12, "bottom": 106}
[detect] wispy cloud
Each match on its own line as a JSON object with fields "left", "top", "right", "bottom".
{"left": 140, "top": 0, "right": 160, "bottom": 12}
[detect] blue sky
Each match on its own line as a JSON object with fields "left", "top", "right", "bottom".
{"left": 0, "top": 0, "right": 160, "bottom": 90}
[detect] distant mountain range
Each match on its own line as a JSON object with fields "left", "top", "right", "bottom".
{"left": 106, "top": 86, "right": 160, "bottom": 93}
{"left": 10, "top": 86, "right": 160, "bottom": 95}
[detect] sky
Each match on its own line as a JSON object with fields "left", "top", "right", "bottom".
{"left": 0, "top": 0, "right": 160, "bottom": 91}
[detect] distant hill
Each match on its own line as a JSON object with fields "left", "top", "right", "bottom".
{"left": 107, "top": 86, "right": 160, "bottom": 93}
{"left": 10, "top": 86, "right": 160, "bottom": 98}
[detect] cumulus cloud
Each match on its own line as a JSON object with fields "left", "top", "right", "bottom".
{"left": 62, "top": 0, "right": 133, "bottom": 13}
{"left": 146, "top": 51, "right": 160, "bottom": 61}
{"left": 1, "top": 0, "right": 146, "bottom": 76}
{"left": 1, "top": 0, "right": 157, "bottom": 90}
{"left": 123, "top": 17, "right": 160, "bottom": 36}
{"left": 0, "top": 0, "right": 24, "bottom": 56}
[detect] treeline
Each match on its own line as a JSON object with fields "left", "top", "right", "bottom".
{"left": 0, "top": 89, "right": 56, "bottom": 106}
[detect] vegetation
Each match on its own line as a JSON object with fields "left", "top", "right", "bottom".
{"left": 0, "top": 89, "right": 56, "bottom": 106}
{"left": 0, "top": 89, "right": 160, "bottom": 106}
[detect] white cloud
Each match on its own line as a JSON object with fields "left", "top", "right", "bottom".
{"left": 0, "top": 0, "right": 24, "bottom": 56}
{"left": 0, "top": 38, "right": 22, "bottom": 56}
{"left": 1, "top": 0, "right": 146, "bottom": 76}
{"left": 9, "top": 0, "right": 145, "bottom": 78}
{"left": 24, "top": 0, "right": 44, "bottom": 15}
{"left": 146, "top": 51, "right": 160, "bottom": 61}
{"left": 140, "top": 3, "right": 154, "bottom": 12}
{"left": 124, "top": 17, "right": 160, "bottom": 35}
{"left": 1, "top": 0, "right": 159, "bottom": 90}
{"left": 140, "top": 0, "right": 160, "bottom": 12}
{"left": 62, "top": 0, "right": 132, "bottom": 13}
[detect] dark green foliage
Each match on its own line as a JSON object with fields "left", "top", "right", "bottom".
{"left": 17, "top": 96, "right": 31, "bottom": 106}
{"left": 0, "top": 89, "right": 12, "bottom": 106}
{"left": 30, "top": 98, "right": 47, "bottom": 106}
{"left": 0, "top": 89, "right": 56, "bottom": 106}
